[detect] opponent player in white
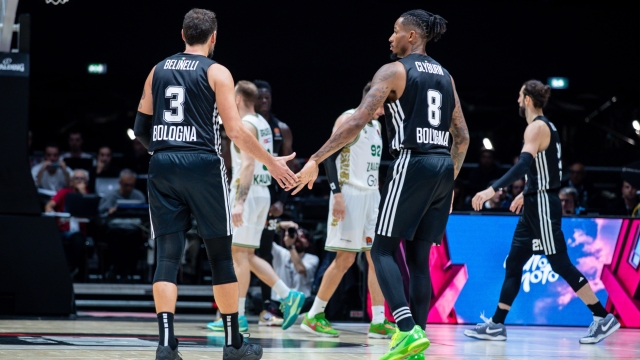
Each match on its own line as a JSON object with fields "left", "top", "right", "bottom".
{"left": 208, "top": 81, "right": 305, "bottom": 332}
{"left": 301, "top": 83, "right": 396, "bottom": 338}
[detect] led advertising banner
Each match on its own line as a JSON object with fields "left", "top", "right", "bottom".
{"left": 445, "top": 215, "right": 622, "bottom": 326}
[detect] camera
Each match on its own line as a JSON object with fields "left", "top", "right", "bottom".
{"left": 287, "top": 227, "right": 297, "bottom": 239}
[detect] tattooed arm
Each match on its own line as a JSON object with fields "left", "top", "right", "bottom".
{"left": 449, "top": 76, "right": 470, "bottom": 180}
{"left": 231, "top": 122, "right": 257, "bottom": 227}
{"left": 291, "top": 62, "right": 403, "bottom": 194}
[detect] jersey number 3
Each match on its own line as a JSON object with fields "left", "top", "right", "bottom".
{"left": 164, "top": 86, "right": 185, "bottom": 123}
{"left": 427, "top": 89, "right": 442, "bottom": 127}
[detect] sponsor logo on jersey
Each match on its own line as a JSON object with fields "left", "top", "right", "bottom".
{"left": 164, "top": 59, "right": 199, "bottom": 71}
{"left": 366, "top": 162, "right": 380, "bottom": 172}
{"left": 253, "top": 174, "right": 272, "bottom": 186}
{"left": 263, "top": 138, "right": 271, "bottom": 144}
{"left": 506, "top": 254, "right": 559, "bottom": 293}
{"left": 152, "top": 125, "right": 197, "bottom": 142}
{"left": 416, "top": 128, "right": 450, "bottom": 146}
{"left": 415, "top": 61, "right": 444, "bottom": 76}
{"left": 260, "top": 128, "right": 272, "bottom": 137}
{"left": 0, "top": 57, "right": 25, "bottom": 72}
{"left": 366, "top": 237, "right": 373, "bottom": 246}
{"left": 367, "top": 175, "right": 377, "bottom": 187}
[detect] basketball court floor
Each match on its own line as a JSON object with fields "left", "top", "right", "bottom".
{"left": 0, "top": 313, "right": 638, "bottom": 359}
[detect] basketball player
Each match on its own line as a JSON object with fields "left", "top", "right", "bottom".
{"left": 300, "top": 82, "right": 396, "bottom": 339}
{"left": 207, "top": 81, "right": 305, "bottom": 333}
{"left": 465, "top": 80, "right": 620, "bottom": 344}
{"left": 134, "top": 9, "right": 296, "bottom": 360}
{"left": 293, "top": 10, "right": 470, "bottom": 359}
{"left": 254, "top": 79, "right": 295, "bottom": 325}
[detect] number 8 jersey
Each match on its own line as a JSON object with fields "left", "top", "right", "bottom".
{"left": 149, "top": 53, "right": 220, "bottom": 154}
{"left": 335, "top": 109, "right": 383, "bottom": 190}
{"left": 383, "top": 53, "right": 455, "bottom": 158}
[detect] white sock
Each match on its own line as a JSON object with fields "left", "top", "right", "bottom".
{"left": 238, "top": 298, "right": 246, "bottom": 317}
{"left": 308, "top": 297, "right": 328, "bottom": 318}
{"left": 272, "top": 280, "right": 291, "bottom": 300}
{"left": 371, "top": 305, "right": 385, "bottom": 324}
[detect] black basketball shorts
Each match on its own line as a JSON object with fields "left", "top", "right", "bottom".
{"left": 376, "top": 150, "right": 454, "bottom": 244}
{"left": 148, "top": 151, "right": 232, "bottom": 239}
{"left": 512, "top": 190, "right": 567, "bottom": 255}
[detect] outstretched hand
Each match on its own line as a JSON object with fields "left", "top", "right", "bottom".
{"left": 290, "top": 159, "right": 319, "bottom": 195}
{"left": 268, "top": 153, "right": 297, "bottom": 189}
{"left": 472, "top": 187, "right": 496, "bottom": 211}
{"left": 510, "top": 193, "right": 524, "bottom": 214}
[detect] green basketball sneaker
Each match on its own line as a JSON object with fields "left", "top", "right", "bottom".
{"left": 300, "top": 313, "right": 340, "bottom": 337}
{"left": 206, "top": 315, "right": 249, "bottom": 333}
{"left": 379, "top": 325, "right": 430, "bottom": 360}
{"left": 406, "top": 353, "right": 425, "bottom": 360}
{"left": 368, "top": 319, "right": 397, "bottom": 339}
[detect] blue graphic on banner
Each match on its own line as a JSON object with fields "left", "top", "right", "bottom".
{"left": 446, "top": 214, "right": 621, "bottom": 326}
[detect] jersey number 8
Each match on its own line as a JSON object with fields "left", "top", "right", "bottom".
{"left": 427, "top": 89, "right": 442, "bottom": 127}
{"left": 163, "top": 86, "right": 186, "bottom": 123}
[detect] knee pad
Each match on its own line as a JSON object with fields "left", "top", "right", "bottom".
{"left": 547, "top": 253, "right": 587, "bottom": 292}
{"left": 153, "top": 231, "right": 186, "bottom": 285}
{"left": 203, "top": 235, "right": 237, "bottom": 286}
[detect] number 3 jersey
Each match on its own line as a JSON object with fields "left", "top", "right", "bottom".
{"left": 149, "top": 53, "right": 220, "bottom": 154}
{"left": 383, "top": 54, "right": 455, "bottom": 158}
{"left": 231, "top": 114, "right": 273, "bottom": 187}
{"left": 335, "top": 109, "right": 383, "bottom": 190}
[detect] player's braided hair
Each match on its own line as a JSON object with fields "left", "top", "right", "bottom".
{"left": 522, "top": 79, "right": 551, "bottom": 109}
{"left": 400, "top": 9, "right": 447, "bottom": 43}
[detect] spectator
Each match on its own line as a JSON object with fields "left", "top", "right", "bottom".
{"left": 61, "top": 131, "right": 93, "bottom": 159}
{"left": 561, "top": 162, "right": 595, "bottom": 208}
{"left": 468, "top": 149, "right": 503, "bottom": 195}
{"left": 98, "top": 169, "right": 146, "bottom": 216}
{"left": 98, "top": 169, "right": 147, "bottom": 280}
{"left": 44, "top": 169, "right": 90, "bottom": 276}
{"left": 452, "top": 179, "right": 468, "bottom": 211}
{"left": 605, "top": 181, "right": 639, "bottom": 216}
{"left": 510, "top": 178, "right": 525, "bottom": 199}
{"left": 270, "top": 222, "right": 318, "bottom": 313}
{"left": 482, "top": 180, "right": 509, "bottom": 211}
{"left": 31, "top": 143, "right": 72, "bottom": 191}
{"left": 559, "top": 187, "right": 585, "bottom": 215}
{"left": 95, "top": 146, "right": 120, "bottom": 178}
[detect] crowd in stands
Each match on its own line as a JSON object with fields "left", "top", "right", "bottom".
{"left": 27, "top": 131, "right": 639, "bottom": 291}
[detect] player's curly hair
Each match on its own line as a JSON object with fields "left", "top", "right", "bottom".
{"left": 183, "top": 9, "right": 217, "bottom": 46}
{"left": 400, "top": 9, "right": 447, "bottom": 43}
{"left": 522, "top": 80, "right": 551, "bottom": 109}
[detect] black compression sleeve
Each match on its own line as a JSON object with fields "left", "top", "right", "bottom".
{"left": 133, "top": 111, "right": 153, "bottom": 149}
{"left": 490, "top": 152, "right": 534, "bottom": 191}
{"left": 323, "top": 150, "right": 342, "bottom": 194}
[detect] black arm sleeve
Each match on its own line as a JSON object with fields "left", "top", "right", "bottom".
{"left": 323, "top": 149, "right": 342, "bottom": 194}
{"left": 490, "top": 152, "right": 534, "bottom": 191}
{"left": 133, "top": 111, "right": 153, "bottom": 149}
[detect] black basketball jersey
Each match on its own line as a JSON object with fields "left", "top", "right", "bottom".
{"left": 383, "top": 54, "right": 455, "bottom": 158}
{"left": 267, "top": 114, "right": 284, "bottom": 156}
{"left": 523, "top": 116, "right": 563, "bottom": 195}
{"left": 149, "top": 53, "right": 220, "bottom": 154}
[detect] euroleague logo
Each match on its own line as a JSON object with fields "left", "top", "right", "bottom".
{"left": 504, "top": 255, "right": 559, "bottom": 292}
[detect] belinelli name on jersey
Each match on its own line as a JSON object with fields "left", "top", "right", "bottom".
{"left": 153, "top": 125, "right": 197, "bottom": 142}
{"left": 414, "top": 61, "right": 444, "bottom": 76}
{"left": 163, "top": 59, "right": 199, "bottom": 71}
{"left": 416, "top": 128, "right": 449, "bottom": 146}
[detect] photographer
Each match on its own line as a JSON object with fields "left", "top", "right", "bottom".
{"left": 32, "top": 143, "right": 72, "bottom": 192}
{"left": 270, "top": 221, "right": 318, "bottom": 314}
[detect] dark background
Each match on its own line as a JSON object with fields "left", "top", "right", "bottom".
{"left": 17, "top": 0, "right": 640, "bottom": 166}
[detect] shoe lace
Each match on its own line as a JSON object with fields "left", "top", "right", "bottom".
{"left": 586, "top": 320, "right": 598, "bottom": 337}
{"left": 475, "top": 312, "right": 492, "bottom": 328}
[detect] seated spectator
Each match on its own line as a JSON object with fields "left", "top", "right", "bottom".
{"left": 559, "top": 187, "right": 585, "bottom": 215}
{"left": 98, "top": 169, "right": 147, "bottom": 280}
{"left": 270, "top": 222, "right": 318, "bottom": 315}
{"left": 61, "top": 131, "right": 93, "bottom": 159}
{"left": 481, "top": 179, "right": 510, "bottom": 211}
{"left": 95, "top": 146, "right": 121, "bottom": 178}
{"left": 510, "top": 178, "right": 525, "bottom": 199}
{"left": 561, "top": 162, "right": 595, "bottom": 208}
{"left": 467, "top": 149, "right": 503, "bottom": 195}
{"left": 605, "top": 181, "right": 639, "bottom": 216}
{"left": 128, "top": 139, "right": 151, "bottom": 174}
{"left": 31, "top": 143, "right": 73, "bottom": 192}
{"left": 98, "top": 169, "right": 146, "bottom": 216}
{"left": 44, "top": 169, "right": 90, "bottom": 277}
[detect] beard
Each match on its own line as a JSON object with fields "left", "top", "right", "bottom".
{"left": 208, "top": 45, "right": 215, "bottom": 59}
{"left": 519, "top": 105, "right": 526, "bottom": 118}
{"left": 390, "top": 52, "right": 399, "bottom": 61}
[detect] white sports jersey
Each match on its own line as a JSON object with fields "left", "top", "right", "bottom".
{"left": 231, "top": 113, "right": 273, "bottom": 187}
{"left": 336, "top": 109, "right": 383, "bottom": 190}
